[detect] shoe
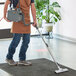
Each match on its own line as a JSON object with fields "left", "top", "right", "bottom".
{"left": 18, "top": 61, "right": 32, "bottom": 66}
{"left": 6, "top": 59, "right": 17, "bottom": 66}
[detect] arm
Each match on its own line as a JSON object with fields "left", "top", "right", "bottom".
{"left": 4, "top": 0, "right": 11, "bottom": 22}
{"left": 31, "top": 3, "right": 37, "bottom": 27}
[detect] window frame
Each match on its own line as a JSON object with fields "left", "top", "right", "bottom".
{"left": 0, "top": 2, "right": 13, "bottom": 39}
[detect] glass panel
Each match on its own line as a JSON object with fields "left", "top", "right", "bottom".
{"left": 0, "top": 3, "right": 12, "bottom": 29}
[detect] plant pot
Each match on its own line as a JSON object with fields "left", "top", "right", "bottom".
{"left": 45, "top": 23, "right": 53, "bottom": 32}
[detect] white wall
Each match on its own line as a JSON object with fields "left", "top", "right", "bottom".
{"left": 53, "top": 0, "right": 76, "bottom": 39}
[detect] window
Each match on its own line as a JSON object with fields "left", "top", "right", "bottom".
{"left": 0, "top": 0, "right": 12, "bottom": 29}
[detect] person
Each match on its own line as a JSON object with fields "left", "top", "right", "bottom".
{"left": 4, "top": 0, "right": 37, "bottom": 66}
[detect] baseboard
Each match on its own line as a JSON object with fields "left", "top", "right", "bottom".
{"left": 53, "top": 34, "right": 76, "bottom": 43}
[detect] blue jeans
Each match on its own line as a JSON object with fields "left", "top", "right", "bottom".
{"left": 6, "top": 33, "right": 30, "bottom": 61}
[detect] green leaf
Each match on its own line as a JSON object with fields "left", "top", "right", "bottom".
{"left": 54, "top": 17, "right": 58, "bottom": 22}
{"left": 42, "top": 16, "right": 46, "bottom": 19}
{"left": 52, "top": 2, "right": 61, "bottom": 7}
{"left": 54, "top": 12, "right": 61, "bottom": 20}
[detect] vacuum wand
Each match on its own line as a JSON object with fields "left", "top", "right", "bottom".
{"left": 33, "top": 25, "right": 69, "bottom": 74}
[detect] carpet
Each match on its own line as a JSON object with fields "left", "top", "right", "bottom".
{"left": 0, "top": 58, "right": 76, "bottom": 76}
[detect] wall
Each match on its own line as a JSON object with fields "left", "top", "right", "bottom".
{"left": 53, "top": 0, "right": 76, "bottom": 39}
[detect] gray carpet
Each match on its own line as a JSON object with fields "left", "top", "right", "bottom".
{"left": 0, "top": 58, "right": 76, "bottom": 76}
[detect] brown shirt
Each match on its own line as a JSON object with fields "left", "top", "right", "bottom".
{"left": 11, "top": 0, "right": 31, "bottom": 34}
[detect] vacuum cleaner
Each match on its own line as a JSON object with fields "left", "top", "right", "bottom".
{"left": 34, "top": 25, "right": 69, "bottom": 74}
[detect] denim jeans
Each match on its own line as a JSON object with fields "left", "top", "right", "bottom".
{"left": 6, "top": 33, "right": 30, "bottom": 61}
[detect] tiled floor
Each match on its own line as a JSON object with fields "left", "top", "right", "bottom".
{"left": 0, "top": 36, "right": 76, "bottom": 70}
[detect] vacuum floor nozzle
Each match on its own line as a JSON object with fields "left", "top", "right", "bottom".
{"left": 55, "top": 68, "right": 69, "bottom": 73}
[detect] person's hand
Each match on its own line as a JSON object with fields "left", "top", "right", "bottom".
{"left": 32, "top": 21, "right": 37, "bottom": 27}
{"left": 4, "top": 17, "right": 11, "bottom": 22}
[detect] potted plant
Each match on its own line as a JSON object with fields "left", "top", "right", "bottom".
{"left": 42, "top": 1, "right": 61, "bottom": 38}
{"left": 34, "top": 0, "right": 48, "bottom": 28}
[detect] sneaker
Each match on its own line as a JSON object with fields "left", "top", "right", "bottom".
{"left": 6, "top": 59, "right": 17, "bottom": 66}
{"left": 18, "top": 61, "right": 32, "bottom": 66}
